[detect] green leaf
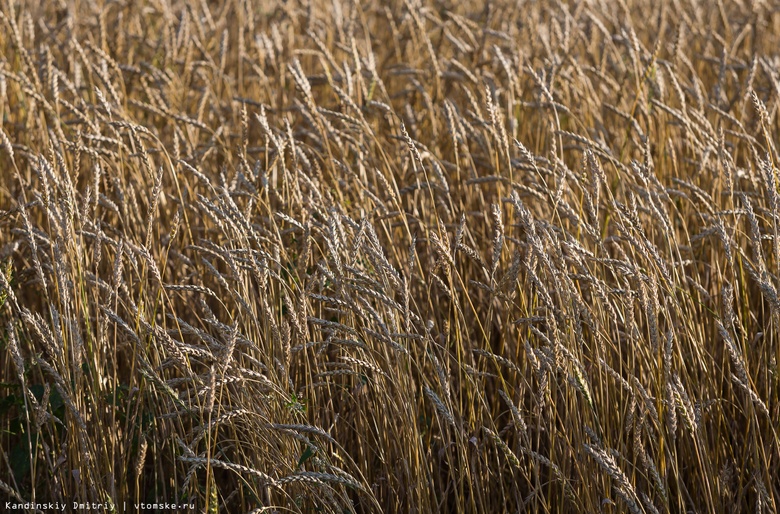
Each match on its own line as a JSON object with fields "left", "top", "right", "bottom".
{"left": 10, "top": 432, "right": 37, "bottom": 486}
{"left": 296, "top": 445, "right": 315, "bottom": 470}
{"left": 0, "top": 394, "right": 21, "bottom": 419}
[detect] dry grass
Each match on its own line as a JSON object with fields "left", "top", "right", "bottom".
{"left": 0, "top": 0, "right": 779, "bottom": 512}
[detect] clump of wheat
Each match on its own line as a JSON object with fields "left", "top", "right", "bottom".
{"left": 0, "top": 0, "right": 778, "bottom": 512}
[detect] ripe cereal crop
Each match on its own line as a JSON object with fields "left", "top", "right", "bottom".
{"left": 0, "top": 0, "right": 779, "bottom": 512}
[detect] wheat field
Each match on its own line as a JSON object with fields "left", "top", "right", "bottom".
{"left": 0, "top": 0, "right": 778, "bottom": 512}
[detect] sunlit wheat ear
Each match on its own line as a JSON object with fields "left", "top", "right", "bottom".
{"left": 584, "top": 443, "right": 641, "bottom": 506}
{"left": 135, "top": 436, "right": 147, "bottom": 480}
{"left": 0, "top": 125, "right": 14, "bottom": 163}
{"left": 498, "top": 390, "right": 528, "bottom": 439}
{"left": 490, "top": 203, "right": 504, "bottom": 277}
